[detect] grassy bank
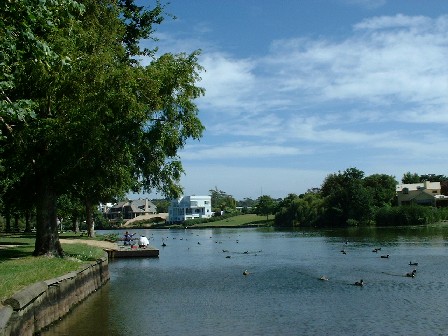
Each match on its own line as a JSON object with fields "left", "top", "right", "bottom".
{"left": 190, "top": 214, "right": 273, "bottom": 228}
{"left": 0, "top": 234, "right": 105, "bottom": 302}
{"left": 123, "top": 213, "right": 274, "bottom": 229}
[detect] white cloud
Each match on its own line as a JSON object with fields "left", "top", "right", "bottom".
{"left": 196, "top": 14, "right": 448, "bottom": 132}
{"left": 181, "top": 142, "right": 308, "bottom": 160}
{"left": 143, "top": 13, "right": 448, "bottom": 198}
{"left": 198, "top": 53, "right": 256, "bottom": 113}
{"left": 354, "top": 14, "right": 431, "bottom": 30}
{"left": 180, "top": 165, "right": 329, "bottom": 199}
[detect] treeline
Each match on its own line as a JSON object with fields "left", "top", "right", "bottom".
{"left": 273, "top": 168, "right": 448, "bottom": 228}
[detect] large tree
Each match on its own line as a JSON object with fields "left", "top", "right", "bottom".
{"left": 363, "top": 174, "right": 397, "bottom": 208}
{"left": 274, "top": 193, "right": 324, "bottom": 227}
{"left": 209, "top": 187, "right": 236, "bottom": 213}
{"left": 0, "top": 0, "right": 84, "bottom": 142}
{"left": 255, "top": 195, "right": 276, "bottom": 220}
{"left": 320, "top": 168, "right": 373, "bottom": 226}
{"left": 1, "top": 1, "right": 205, "bottom": 256}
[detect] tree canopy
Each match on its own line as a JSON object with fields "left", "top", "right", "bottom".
{"left": 0, "top": 0, "right": 205, "bottom": 256}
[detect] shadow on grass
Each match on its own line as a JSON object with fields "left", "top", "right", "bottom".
{"left": 0, "top": 246, "right": 34, "bottom": 261}
{"left": 0, "top": 233, "right": 35, "bottom": 261}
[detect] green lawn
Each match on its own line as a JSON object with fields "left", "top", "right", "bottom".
{"left": 0, "top": 234, "right": 105, "bottom": 302}
{"left": 190, "top": 214, "right": 273, "bottom": 227}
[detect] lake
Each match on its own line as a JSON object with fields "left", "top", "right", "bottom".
{"left": 43, "top": 225, "right": 448, "bottom": 336}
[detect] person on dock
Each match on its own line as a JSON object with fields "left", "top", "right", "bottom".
{"left": 123, "top": 231, "right": 135, "bottom": 245}
{"left": 139, "top": 235, "right": 150, "bottom": 248}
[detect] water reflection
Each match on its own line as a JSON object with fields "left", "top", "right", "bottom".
{"left": 44, "top": 225, "right": 448, "bottom": 336}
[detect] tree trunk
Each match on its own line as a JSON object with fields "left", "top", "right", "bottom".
{"left": 24, "top": 210, "right": 32, "bottom": 233}
{"left": 13, "top": 213, "right": 19, "bottom": 231}
{"left": 33, "top": 178, "right": 63, "bottom": 257}
{"left": 72, "top": 215, "right": 80, "bottom": 233}
{"left": 5, "top": 208, "right": 11, "bottom": 232}
{"left": 86, "top": 201, "right": 95, "bottom": 237}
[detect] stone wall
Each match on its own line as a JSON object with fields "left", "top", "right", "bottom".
{"left": 0, "top": 255, "right": 109, "bottom": 336}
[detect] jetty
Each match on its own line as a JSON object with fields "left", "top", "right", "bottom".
{"left": 105, "top": 245, "right": 159, "bottom": 258}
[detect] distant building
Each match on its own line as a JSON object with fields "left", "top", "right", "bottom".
{"left": 396, "top": 181, "right": 448, "bottom": 207}
{"left": 106, "top": 198, "right": 157, "bottom": 221}
{"left": 168, "top": 195, "right": 212, "bottom": 223}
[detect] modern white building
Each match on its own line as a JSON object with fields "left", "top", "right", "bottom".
{"left": 168, "top": 195, "right": 212, "bottom": 223}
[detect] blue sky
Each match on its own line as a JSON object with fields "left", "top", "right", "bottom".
{"left": 137, "top": 0, "right": 448, "bottom": 200}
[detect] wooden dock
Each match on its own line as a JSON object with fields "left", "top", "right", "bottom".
{"left": 105, "top": 245, "right": 159, "bottom": 259}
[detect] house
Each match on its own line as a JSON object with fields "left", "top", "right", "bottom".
{"left": 106, "top": 198, "right": 157, "bottom": 221}
{"left": 396, "top": 181, "right": 448, "bottom": 207}
{"left": 168, "top": 195, "right": 212, "bottom": 223}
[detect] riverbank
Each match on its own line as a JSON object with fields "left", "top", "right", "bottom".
{"left": 0, "top": 253, "right": 109, "bottom": 336}
{"left": 104, "top": 213, "right": 274, "bottom": 230}
{"left": 0, "top": 237, "right": 111, "bottom": 336}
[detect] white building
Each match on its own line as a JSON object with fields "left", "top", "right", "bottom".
{"left": 168, "top": 195, "right": 212, "bottom": 223}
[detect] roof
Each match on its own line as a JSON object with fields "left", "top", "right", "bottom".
{"left": 396, "top": 181, "right": 441, "bottom": 192}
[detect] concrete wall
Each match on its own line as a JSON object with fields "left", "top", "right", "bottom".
{"left": 0, "top": 255, "right": 109, "bottom": 336}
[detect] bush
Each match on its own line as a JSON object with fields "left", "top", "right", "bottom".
{"left": 375, "top": 205, "right": 442, "bottom": 226}
{"left": 184, "top": 212, "right": 239, "bottom": 226}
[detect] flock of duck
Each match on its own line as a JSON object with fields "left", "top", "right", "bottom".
{"left": 319, "top": 242, "right": 420, "bottom": 287}
{"left": 157, "top": 233, "right": 420, "bottom": 285}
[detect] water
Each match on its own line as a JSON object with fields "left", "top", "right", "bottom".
{"left": 43, "top": 226, "right": 448, "bottom": 336}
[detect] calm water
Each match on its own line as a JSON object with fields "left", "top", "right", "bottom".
{"left": 44, "top": 226, "right": 448, "bottom": 336}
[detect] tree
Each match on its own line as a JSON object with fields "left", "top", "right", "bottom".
{"left": 0, "top": 0, "right": 84, "bottom": 145}
{"left": 1, "top": 1, "right": 205, "bottom": 256}
{"left": 419, "top": 174, "right": 447, "bottom": 182}
{"left": 236, "top": 197, "right": 257, "bottom": 213}
{"left": 402, "top": 172, "right": 420, "bottom": 184}
{"left": 152, "top": 199, "right": 170, "bottom": 213}
{"left": 363, "top": 174, "right": 397, "bottom": 208}
{"left": 209, "top": 187, "right": 236, "bottom": 213}
{"left": 255, "top": 195, "right": 276, "bottom": 220}
{"left": 320, "top": 168, "right": 373, "bottom": 226}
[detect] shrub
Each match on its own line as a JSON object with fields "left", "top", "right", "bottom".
{"left": 375, "top": 205, "right": 442, "bottom": 226}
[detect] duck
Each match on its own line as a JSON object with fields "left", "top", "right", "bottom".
{"left": 409, "top": 262, "right": 418, "bottom": 266}
{"left": 354, "top": 279, "right": 364, "bottom": 286}
{"left": 319, "top": 276, "right": 329, "bottom": 281}
{"left": 243, "top": 270, "right": 250, "bottom": 276}
{"left": 406, "top": 269, "right": 417, "bottom": 277}
{"left": 161, "top": 242, "right": 166, "bottom": 247}
{"left": 380, "top": 254, "right": 389, "bottom": 258}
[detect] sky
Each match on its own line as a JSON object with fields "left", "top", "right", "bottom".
{"left": 135, "top": 0, "right": 448, "bottom": 201}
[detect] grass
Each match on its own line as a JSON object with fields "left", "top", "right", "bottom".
{"left": 0, "top": 234, "right": 105, "bottom": 302}
{"left": 124, "top": 213, "right": 274, "bottom": 229}
{"left": 188, "top": 214, "right": 273, "bottom": 228}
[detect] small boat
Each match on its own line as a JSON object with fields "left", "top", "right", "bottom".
{"left": 409, "top": 262, "right": 418, "bottom": 266}
{"left": 381, "top": 254, "right": 390, "bottom": 258}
